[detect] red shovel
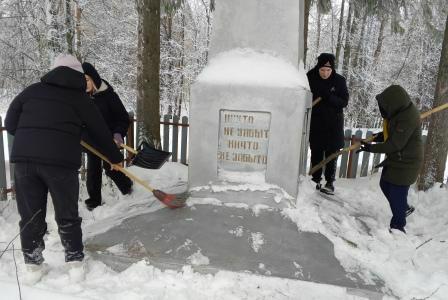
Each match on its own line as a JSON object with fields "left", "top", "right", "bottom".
{"left": 81, "top": 141, "right": 186, "bottom": 209}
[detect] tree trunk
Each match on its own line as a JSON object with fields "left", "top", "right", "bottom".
{"left": 74, "top": 3, "right": 82, "bottom": 60}
{"left": 315, "top": 6, "right": 321, "bottom": 53}
{"left": 373, "top": 16, "right": 387, "bottom": 66}
{"left": 351, "top": 9, "right": 367, "bottom": 70}
{"left": 136, "top": 0, "right": 161, "bottom": 147}
{"left": 177, "top": 7, "right": 185, "bottom": 117}
{"left": 204, "top": 2, "right": 211, "bottom": 64}
{"left": 65, "top": 0, "right": 74, "bottom": 54}
{"left": 335, "top": 0, "right": 345, "bottom": 68}
{"left": 161, "top": 10, "right": 174, "bottom": 115}
{"left": 47, "top": 0, "right": 63, "bottom": 62}
{"left": 304, "top": 0, "right": 311, "bottom": 66}
{"left": 342, "top": 0, "right": 353, "bottom": 79}
{"left": 418, "top": 15, "right": 448, "bottom": 190}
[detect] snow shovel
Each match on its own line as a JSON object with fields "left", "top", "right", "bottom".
{"left": 81, "top": 141, "right": 186, "bottom": 209}
{"left": 308, "top": 102, "right": 448, "bottom": 176}
{"left": 119, "top": 142, "right": 172, "bottom": 169}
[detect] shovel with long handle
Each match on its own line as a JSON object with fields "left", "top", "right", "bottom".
{"left": 118, "top": 141, "right": 171, "bottom": 169}
{"left": 81, "top": 141, "right": 186, "bottom": 208}
{"left": 308, "top": 102, "right": 448, "bottom": 176}
{"left": 120, "top": 143, "right": 138, "bottom": 155}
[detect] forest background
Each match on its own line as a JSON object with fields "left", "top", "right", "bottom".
{"left": 0, "top": 0, "right": 447, "bottom": 188}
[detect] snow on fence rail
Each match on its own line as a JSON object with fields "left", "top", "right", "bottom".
{"left": 0, "top": 115, "right": 428, "bottom": 200}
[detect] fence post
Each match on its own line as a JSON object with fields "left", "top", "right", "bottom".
{"left": 126, "top": 111, "right": 135, "bottom": 167}
{"left": 7, "top": 133, "right": 14, "bottom": 199}
{"left": 163, "top": 115, "right": 170, "bottom": 152}
{"left": 339, "top": 129, "right": 351, "bottom": 178}
{"left": 360, "top": 131, "right": 373, "bottom": 177}
{"left": 181, "top": 116, "right": 188, "bottom": 165}
{"left": 172, "top": 116, "right": 179, "bottom": 162}
{"left": 0, "top": 118, "right": 7, "bottom": 200}
{"left": 347, "top": 130, "right": 362, "bottom": 178}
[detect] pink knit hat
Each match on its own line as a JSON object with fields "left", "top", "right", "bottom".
{"left": 51, "top": 54, "right": 83, "bottom": 73}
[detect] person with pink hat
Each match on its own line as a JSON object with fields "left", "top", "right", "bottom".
{"left": 5, "top": 54, "right": 123, "bottom": 279}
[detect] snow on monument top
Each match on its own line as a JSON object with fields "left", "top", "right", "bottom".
{"left": 197, "top": 49, "right": 309, "bottom": 90}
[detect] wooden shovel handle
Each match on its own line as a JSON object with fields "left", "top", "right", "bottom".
{"left": 420, "top": 102, "right": 448, "bottom": 119}
{"left": 308, "top": 102, "right": 448, "bottom": 176}
{"left": 119, "top": 143, "right": 138, "bottom": 155}
{"left": 81, "top": 140, "right": 154, "bottom": 192}
{"left": 312, "top": 97, "right": 322, "bottom": 107}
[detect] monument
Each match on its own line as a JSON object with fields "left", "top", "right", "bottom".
{"left": 188, "top": 0, "right": 312, "bottom": 197}
{"left": 86, "top": 2, "right": 384, "bottom": 296}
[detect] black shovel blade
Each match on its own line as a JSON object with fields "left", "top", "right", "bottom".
{"left": 130, "top": 142, "right": 172, "bottom": 169}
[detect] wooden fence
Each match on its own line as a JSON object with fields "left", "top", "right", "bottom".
{"left": 0, "top": 114, "right": 428, "bottom": 200}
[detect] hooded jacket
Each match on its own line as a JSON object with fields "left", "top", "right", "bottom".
{"left": 5, "top": 66, "right": 123, "bottom": 169}
{"left": 88, "top": 80, "right": 129, "bottom": 137}
{"left": 369, "top": 85, "right": 423, "bottom": 185}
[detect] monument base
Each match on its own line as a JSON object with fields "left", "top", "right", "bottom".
{"left": 85, "top": 188, "right": 384, "bottom": 298}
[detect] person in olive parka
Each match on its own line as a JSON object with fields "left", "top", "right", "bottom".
{"left": 82, "top": 62, "right": 133, "bottom": 211}
{"left": 358, "top": 85, "right": 423, "bottom": 233}
{"left": 307, "top": 53, "right": 349, "bottom": 194}
{"left": 5, "top": 54, "right": 123, "bottom": 269}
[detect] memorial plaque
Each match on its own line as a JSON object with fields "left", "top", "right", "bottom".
{"left": 217, "top": 110, "right": 271, "bottom": 174}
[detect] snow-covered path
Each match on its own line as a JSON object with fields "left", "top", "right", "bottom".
{"left": 0, "top": 163, "right": 446, "bottom": 299}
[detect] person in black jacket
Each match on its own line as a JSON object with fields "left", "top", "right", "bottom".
{"left": 82, "top": 62, "right": 132, "bottom": 211}
{"left": 307, "top": 53, "right": 349, "bottom": 194}
{"left": 5, "top": 54, "right": 123, "bottom": 270}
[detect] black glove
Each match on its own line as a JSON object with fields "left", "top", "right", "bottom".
{"left": 373, "top": 132, "right": 384, "bottom": 143}
{"left": 356, "top": 141, "right": 372, "bottom": 154}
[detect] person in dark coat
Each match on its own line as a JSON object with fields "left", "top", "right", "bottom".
{"left": 307, "top": 53, "right": 349, "bottom": 194}
{"left": 82, "top": 62, "right": 132, "bottom": 211}
{"left": 5, "top": 54, "right": 123, "bottom": 271}
{"left": 357, "top": 85, "right": 423, "bottom": 233}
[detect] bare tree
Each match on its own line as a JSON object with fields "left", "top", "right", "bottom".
{"left": 341, "top": 0, "right": 353, "bottom": 79}
{"left": 335, "top": 0, "right": 345, "bottom": 68}
{"left": 136, "top": 0, "right": 161, "bottom": 146}
{"left": 418, "top": 15, "right": 448, "bottom": 190}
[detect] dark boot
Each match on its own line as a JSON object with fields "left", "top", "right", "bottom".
{"left": 84, "top": 198, "right": 102, "bottom": 211}
{"left": 406, "top": 205, "right": 415, "bottom": 217}
{"left": 321, "top": 181, "right": 335, "bottom": 195}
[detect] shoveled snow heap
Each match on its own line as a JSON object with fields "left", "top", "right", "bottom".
{"left": 0, "top": 162, "right": 447, "bottom": 299}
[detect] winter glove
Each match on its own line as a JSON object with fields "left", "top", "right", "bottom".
{"left": 373, "top": 132, "right": 384, "bottom": 143}
{"left": 113, "top": 133, "right": 124, "bottom": 146}
{"left": 356, "top": 140, "right": 372, "bottom": 154}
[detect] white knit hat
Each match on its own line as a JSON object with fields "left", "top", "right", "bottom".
{"left": 51, "top": 54, "right": 83, "bottom": 73}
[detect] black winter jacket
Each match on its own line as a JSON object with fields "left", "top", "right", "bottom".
{"left": 5, "top": 66, "right": 123, "bottom": 169}
{"left": 307, "top": 67, "right": 349, "bottom": 150}
{"left": 88, "top": 80, "right": 129, "bottom": 137}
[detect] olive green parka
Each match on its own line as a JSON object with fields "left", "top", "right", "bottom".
{"left": 369, "top": 85, "right": 423, "bottom": 186}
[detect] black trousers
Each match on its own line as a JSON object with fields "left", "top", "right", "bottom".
{"left": 14, "top": 162, "right": 84, "bottom": 264}
{"left": 310, "top": 146, "right": 338, "bottom": 183}
{"left": 86, "top": 152, "right": 132, "bottom": 204}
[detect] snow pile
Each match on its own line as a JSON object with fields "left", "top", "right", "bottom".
{"left": 284, "top": 175, "right": 448, "bottom": 299}
{"left": 0, "top": 161, "right": 447, "bottom": 299}
{"left": 197, "top": 48, "right": 310, "bottom": 90}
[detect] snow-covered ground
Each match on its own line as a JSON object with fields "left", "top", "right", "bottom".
{"left": 0, "top": 162, "right": 447, "bottom": 299}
